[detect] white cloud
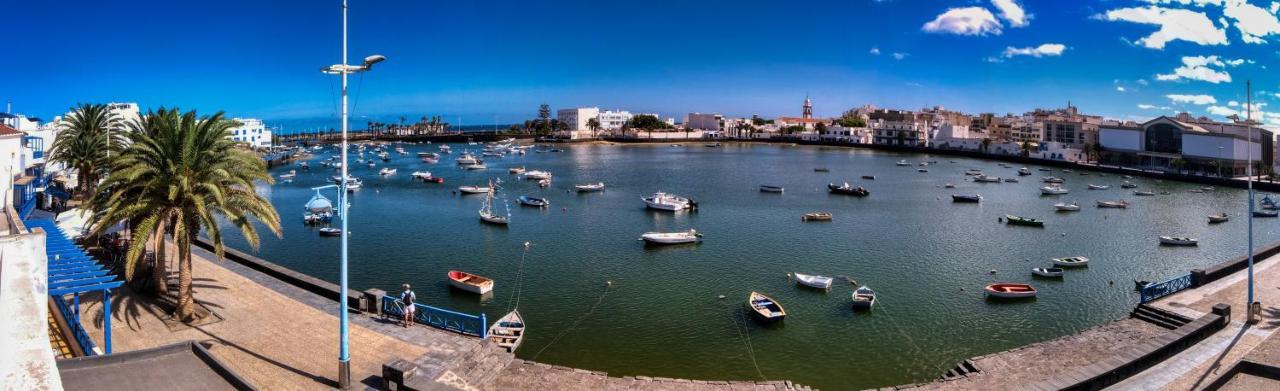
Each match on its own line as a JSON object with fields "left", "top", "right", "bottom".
{"left": 1230, "top": 100, "right": 1240, "bottom": 106}
{"left": 1117, "top": 86, "right": 1127, "bottom": 92}
{"left": 1096, "top": 6, "right": 1229, "bottom": 49}
{"left": 1156, "top": 55, "right": 1233, "bottom": 83}
{"left": 1224, "top": 58, "right": 1246, "bottom": 66}
{"left": 991, "top": 0, "right": 1030, "bottom": 27}
{"left": 1139, "top": 104, "right": 1173, "bottom": 110}
{"left": 1224, "top": 0, "right": 1280, "bottom": 44}
{"left": 1167, "top": 94, "right": 1218, "bottom": 104}
{"left": 1001, "top": 43, "right": 1067, "bottom": 58}
{"left": 1207, "top": 105, "right": 1239, "bottom": 116}
{"left": 892, "top": 52, "right": 909, "bottom": 60}
{"left": 923, "top": 7, "right": 1003, "bottom": 36}
{"left": 869, "top": 47, "right": 881, "bottom": 55}
{"left": 1138, "top": 79, "right": 1150, "bottom": 85}
{"left": 1140, "top": 0, "right": 1224, "bottom": 6}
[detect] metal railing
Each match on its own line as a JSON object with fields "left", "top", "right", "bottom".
{"left": 381, "top": 296, "right": 487, "bottom": 338}
{"left": 52, "top": 295, "right": 98, "bottom": 356}
{"left": 1140, "top": 273, "right": 1194, "bottom": 303}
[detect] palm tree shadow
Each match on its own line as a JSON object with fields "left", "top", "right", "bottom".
{"left": 84, "top": 287, "right": 147, "bottom": 332}
{"left": 1187, "top": 323, "right": 1252, "bottom": 390}
{"left": 191, "top": 326, "right": 336, "bottom": 388}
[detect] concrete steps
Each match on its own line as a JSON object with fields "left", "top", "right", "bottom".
{"left": 938, "top": 359, "right": 981, "bottom": 380}
{"left": 1130, "top": 304, "right": 1192, "bottom": 330}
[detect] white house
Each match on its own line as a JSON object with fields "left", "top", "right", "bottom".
{"left": 555, "top": 107, "right": 601, "bottom": 139}
{"left": 229, "top": 118, "right": 272, "bottom": 148}
{"left": 598, "top": 110, "right": 633, "bottom": 131}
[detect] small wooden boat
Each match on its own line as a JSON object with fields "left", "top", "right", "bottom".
{"left": 488, "top": 310, "right": 525, "bottom": 352}
{"left": 1255, "top": 210, "right": 1279, "bottom": 218}
{"left": 448, "top": 270, "right": 495, "bottom": 294}
{"left": 1133, "top": 191, "right": 1155, "bottom": 196}
{"left": 1040, "top": 185, "right": 1069, "bottom": 195}
{"left": 974, "top": 175, "right": 1001, "bottom": 183}
{"left": 965, "top": 169, "right": 983, "bottom": 176}
{"left": 1208, "top": 213, "right": 1229, "bottom": 224}
{"left": 747, "top": 291, "right": 786, "bottom": 321}
{"left": 1087, "top": 184, "right": 1109, "bottom": 190}
{"left": 918, "top": 168, "right": 929, "bottom": 173}
{"left": 851, "top": 286, "right": 876, "bottom": 310}
{"left": 518, "top": 195, "right": 549, "bottom": 207}
{"left": 814, "top": 167, "right": 830, "bottom": 172}
{"left": 379, "top": 167, "right": 397, "bottom": 176}
{"left": 1032, "top": 267, "right": 1064, "bottom": 278}
{"left": 896, "top": 160, "right": 911, "bottom": 166}
{"left": 639, "top": 229, "right": 702, "bottom": 244}
{"left": 1054, "top": 202, "right": 1080, "bottom": 212}
{"left": 1004, "top": 215, "right": 1044, "bottom": 227}
{"left": 951, "top": 194, "right": 982, "bottom": 203}
{"left": 1159, "top": 236, "right": 1198, "bottom": 246}
{"left": 759, "top": 185, "right": 784, "bottom": 193}
{"left": 1096, "top": 200, "right": 1129, "bottom": 208}
{"left": 802, "top": 212, "right": 832, "bottom": 221}
{"left": 1052, "top": 256, "right": 1089, "bottom": 267}
{"left": 861, "top": 175, "right": 876, "bottom": 180}
{"left": 985, "top": 283, "right": 1037, "bottom": 299}
{"left": 318, "top": 227, "right": 342, "bottom": 237}
{"left": 1121, "top": 181, "right": 1137, "bottom": 189}
{"left": 828, "top": 182, "right": 870, "bottom": 196}
{"left": 459, "top": 185, "right": 491, "bottom": 194}
{"left": 793, "top": 272, "right": 833, "bottom": 289}
{"left": 575, "top": 182, "right": 606, "bottom": 192}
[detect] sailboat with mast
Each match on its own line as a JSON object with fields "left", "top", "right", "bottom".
{"left": 479, "top": 179, "right": 510, "bottom": 225}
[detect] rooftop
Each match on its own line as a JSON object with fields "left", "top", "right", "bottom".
{"left": 56, "top": 342, "right": 254, "bottom": 391}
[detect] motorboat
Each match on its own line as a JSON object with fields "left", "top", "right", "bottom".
{"left": 411, "top": 171, "right": 433, "bottom": 180}
{"left": 1096, "top": 200, "right": 1129, "bottom": 208}
{"left": 517, "top": 195, "right": 550, "bottom": 208}
{"left": 509, "top": 166, "right": 526, "bottom": 175}
{"left": 1087, "top": 184, "right": 1109, "bottom": 190}
{"left": 919, "top": 162, "right": 929, "bottom": 166}
{"left": 303, "top": 211, "right": 332, "bottom": 225}
{"left": 459, "top": 185, "right": 492, "bottom": 194}
{"left": 802, "top": 212, "right": 832, "bottom": 221}
{"left": 828, "top": 182, "right": 870, "bottom": 196}
{"left": 1052, "top": 256, "right": 1089, "bottom": 267}
{"left": 537, "top": 179, "right": 551, "bottom": 188}
{"left": 525, "top": 170, "right": 552, "bottom": 180}
{"left": 951, "top": 194, "right": 982, "bottom": 203}
{"left": 1032, "top": 267, "right": 1064, "bottom": 278}
{"left": 1254, "top": 210, "right": 1279, "bottom": 218}
{"left": 1004, "top": 178, "right": 1020, "bottom": 183}
{"left": 1042, "top": 176, "right": 1064, "bottom": 184}
{"left": 462, "top": 163, "right": 487, "bottom": 170}
{"left": 964, "top": 169, "right": 983, "bottom": 176}
{"left": 344, "top": 178, "right": 363, "bottom": 192}
{"left": 487, "top": 310, "right": 525, "bottom": 353}
{"left": 298, "top": 161, "right": 310, "bottom": 169}
{"left": 318, "top": 227, "right": 342, "bottom": 237}
{"left": 944, "top": 183, "right": 956, "bottom": 189}
{"left": 917, "top": 168, "right": 929, "bottom": 173}
{"left": 421, "top": 157, "right": 439, "bottom": 164}
{"left": 1054, "top": 202, "right": 1081, "bottom": 212}
{"left": 1134, "top": 191, "right": 1155, "bottom": 196}
{"left": 793, "top": 272, "right": 833, "bottom": 289}
{"left": 379, "top": 167, "right": 396, "bottom": 176}
{"left": 1004, "top": 215, "right": 1044, "bottom": 227}
{"left": 448, "top": 270, "right": 494, "bottom": 294}
{"left": 1040, "top": 185, "right": 1069, "bottom": 195}
{"left": 643, "top": 192, "right": 695, "bottom": 211}
{"left": 1121, "top": 181, "right": 1137, "bottom": 189}
{"left": 1018, "top": 167, "right": 1032, "bottom": 176}
{"left": 575, "top": 182, "right": 606, "bottom": 192}
{"left": 1159, "top": 236, "right": 1198, "bottom": 246}
{"left": 851, "top": 286, "right": 876, "bottom": 310}
{"left": 639, "top": 229, "right": 702, "bottom": 245}
{"left": 896, "top": 160, "right": 911, "bottom": 166}
{"left": 1209, "top": 213, "right": 1229, "bottom": 224}
{"left": 747, "top": 291, "right": 786, "bottom": 322}
{"left": 759, "top": 185, "right": 784, "bottom": 193}
{"left": 279, "top": 170, "right": 297, "bottom": 180}
{"left": 456, "top": 152, "right": 479, "bottom": 165}
{"left": 1062, "top": 169, "right": 1073, "bottom": 173}
{"left": 985, "top": 283, "right": 1037, "bottom": 299}
{"left": 861, "top": 175, "right": 876, "bottom": 180}
{"left": 974, "top": 175, "right": 1001, "bottom": 183}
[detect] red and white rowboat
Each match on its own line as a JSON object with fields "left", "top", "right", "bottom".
{"left": 448, "top": 270, "right": 494, "bottom": 294}
{"left": 984, "top": 283, "right": 1037, "bottom": 299}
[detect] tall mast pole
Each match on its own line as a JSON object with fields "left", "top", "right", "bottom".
{"left": 1247, "top": 80, "right": 1257, "bottom": 322}
{"left": 337, "top": 0, "right": 352, "bottom": 388}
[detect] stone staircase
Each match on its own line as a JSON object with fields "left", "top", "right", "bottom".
{"left": 938, "top": 359, "right": 980, "bottom": 380}
{"left": 1130, "top": 304, "right": 1192, "bottom": 330}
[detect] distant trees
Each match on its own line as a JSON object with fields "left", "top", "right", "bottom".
{"left": 981, "top": 138, "right": 992, "bottom": 153}
{"left": 751, "top": 116, "right": 773, "bottom": 126}
{"left": 49, "top": 103, "right": 124, "bottom": 198}
{"left": 838, "top": 109, "right": 867, "bottom": 127}
{"left": 781, "top": 125, "right": 806, "bottom": 135}
{"left": 815, "top": 122, "right": 828, "bottom": 133}
{"left": 587, "top": 118, "right": 600, "bottom": 139}
{"left": 1020, "top": 141, "right": 1032, "bottom": 157}
{"left": 625, "top": 115, "right": 668, "bottom": 130}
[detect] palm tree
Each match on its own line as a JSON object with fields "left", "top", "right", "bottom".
{"left": 1020, "top": 141, "right": 1032, "bottom": 157}
{"left": 49, "top": 103, "right": 123, "bottom": 198}
{"left": 587, "top": 118, "right": 600, "bottom": 139}
{"left": 90, "top": 108, "right": 281, "bottom": 321}
{"left": 981, "top": 138, "right": 992, "bottom": 154}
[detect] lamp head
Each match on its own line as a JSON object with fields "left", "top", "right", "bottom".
{"left": 362, "top": 55, "right": 386, "bottom": 68}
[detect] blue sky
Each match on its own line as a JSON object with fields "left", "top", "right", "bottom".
{"left": 3, "top": 0, "right": 1279, "bottom": 131}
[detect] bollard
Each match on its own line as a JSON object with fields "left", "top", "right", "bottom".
{"left": 364, "top": 289, "right": 386, "bottom": 315}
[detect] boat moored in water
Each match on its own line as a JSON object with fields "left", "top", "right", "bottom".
{"left": 985, "top": 283, "right": 1037, "bottom": 299}
{"left": 951, "top": 194, "right": 982, "bottom": 203}
{"left": 1209, "top": 213, "right": 1229, "bottom": 224}
{"left": 1087, "top": 184, "right": 1109, "bottom": 190}
{"left": 459, "top": 185, "right": 492, "bottom": 194}
{"left": 851, "top": 286, "right": 876, "bottom": 310}
{"left": 974, "top": 175, "right": 1001, "bottom": 183}
{"left": 1134, "top": 191, "right": 1155, "bottom": 196}
{"left": 517, "top": 195, "right": 549, "bottom": 207}
{"left": 488, "top": 310, "right": 525, "bottom": 353}
{"left": 802, "top": 212, "right": 832, "bottom": 221}
{"left": 1096, "top": 200, "right": 1129, "bottom": 208}
{"left": 759, "top": 185, "right": 784, "bottom": 193}
{"left": 1041, "top": 185, "right": 1069, "bottom": 195}
{"left": 448, "top": 270, "right": 494, "bottom": 294}
{"left": 793, "top": 272, "right": 833, "bottom": 289}
{"left": 828, "top": 182, "right": 870, "bottom": 196}
{"left": 576, "top": 182, "right": 606, "bottom": 192}
{"left": 318, "top": 227, "right": 342, "bottom": 237}
{"left": 379, "top": 167, "right": 396, "bottom": 176}
{"left": 1254, "top": 210, "right": 1279, "bottom": 218}
{"left": 1052, "top": 256, "right": 1089, "bottom": 267}
{"left": 639, "top": 229, "right": 702, "bottom": 245}
{"left": 1054, "top": 202, "right": 1081, "bottom": 211}
{"left": 747, "top": 292, "right": 786, "bottom": 321}
{"left": 1032, "top": 267, "right": 1064, "bottom": 278}
{"left": 643, "top": 192, "right": 696, "bottom": 211}
{"left": 1159, "top": 236, "right": 1198, "bottom": 246}
{"left": 1004, "top": 215, "right": 1044, "bottom": 227}
{"left": 1018, "top": 167, "right": 1032, "bottom": 176}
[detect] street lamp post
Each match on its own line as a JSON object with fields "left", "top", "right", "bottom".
{"left": 1246, "top": 81, "right": 1260, "bottom": 323}
{"left": 322, "top": 1, "right": 385, "bottom": 388}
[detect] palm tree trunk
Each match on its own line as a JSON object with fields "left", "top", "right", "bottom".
{"left": 176, "top": 235, "right": 194, "bottom": 321}
{"left": 152, "top": 219, "right": 168, "bottom": 296}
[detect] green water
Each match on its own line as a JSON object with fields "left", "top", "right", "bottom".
{"left": 224, "top": 142, "right": 1272, "bottom": 390}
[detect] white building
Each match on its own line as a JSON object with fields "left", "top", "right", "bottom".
{"left": 598, "top": 110, "right": 633, "bottom": 131}
{"left": 0, "top": 113, "right": 40, "bottom": 132}
{"left": 229, "top": 118, "right": 272, "bottom": 148}
{"left": 555, "top": 107, "right": 601, "bottom": 139}
{"left": 684, "top": 113, "right": 722, "bottom": 131}
{"left": 1099, "top": 115, "right": 1273, "bottom": 176}
{"left": 0, "top": 124, "right": 27, "bottom": 205}
{"left": 104, "top": 102, "right": 142, "bottom": 127}
{"left": 821, "top": 125, "right": 872, "bottom": 144}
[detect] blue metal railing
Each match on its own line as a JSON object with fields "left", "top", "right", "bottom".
{"left": 381, "top": 296, "right": 487, "bottom": 338}
{"left": 1140, "top": 273, "right": 1194, "bottom": 303}
{"left": 52, "top": 295, "right": 98, "bottom": 356}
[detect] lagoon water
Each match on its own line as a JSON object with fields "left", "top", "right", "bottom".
{"left": 225, "top": 142, "right": 1275, "bottom": 390}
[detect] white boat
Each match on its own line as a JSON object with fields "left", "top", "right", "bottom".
{"left": 974, "top": 175, "right": 1001, "bottom": 183}
{"left": 478, "top": 183, "right": 510, "bottom": 225}
{"left": 448, "top": 270, "right": 494, "bottom": 294}
{"left": 509, "top": 166, "right": 526, "bottom": 175}
{"left": 964, "top": 169, "right": 984, "bottom": 176}
{"left": 639, "top": 229, "right": 702, "bottom": 244}
{"left": 525, "top": 170, "right": 552, "bottom": 180}
{"left": 379, "top": 167, "right": 396, "bottom": 176}
{"left": 1042, "top": 176, "right": 1064, "bottom": 184}
{"left": 1096, "top": 200, "right": 1129, "bottom": 208}
{"left": 1209, "top": 213, "right": 1229, "bottom": 224}
{"left": 851, "top": 286, "right": 876, "bottom": 310}
{"left": 1120, "top": 181, "right": 1137, "bottom": 189}
{"left": 411, "top": 171, "right": 433, "bottom": 180}
{"left": 643, "top": 191, "right": 695, "bottom": 211}
{"left": 1087, "top": 184, "right": 1109, "bottom": 190}
{"left": 896, "top": 160, "right": 911, "bottom": 166}
{"left": 1159, "top": 236, "right": 1198, "bottom": 246}
{"left": 984, "top": 283, "right": 1037, "bottom": 299}
{"left": 459, "top": 185, "right": 492, "bottom": 194}
{"left": 1041, "top": 185, "right": 1069, "bottom": 195}
{"left": 463, "top": 163, "right": 487, "bottom": 170}
{"left": 1052, "top": 256, "right": 1089, "bottom": 267}
{"left": 456, "top": 152, "right": 479, "bottom": 165}
{"left": 1018, "top": 167, "right": 1032, "bottom": 176}
{"left": 278, "top": 170, "right": 297, "bottom": 180}
{"left": 537, "top": 179, "right": 550, "bottom": 188}
{"left": 1054, "top": 202, "right": 1081, "bottom": 211}
{"left": 487, "top": 310, "right": 525, "bottom": 353}
{"left": 576, "top": 182, "right": 606, "bottom": 192}
{"left": 793, "top": 272, "right": 833, "bottom": 289}
{"left": 758, "top": 185, "right": 784, "bottom": 193}
{"left": 1032, "top": 267, "right": 1065, "bottom": 278}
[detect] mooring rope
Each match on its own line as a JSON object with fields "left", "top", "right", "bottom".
{"left": 505, "top": 242, "right": 531, "bottom": 313}
{"left": 530, "top": 281, "right": 611, "bottom": 360}
{"left": 728, "top": 304, "right": 768, "bottom": 381}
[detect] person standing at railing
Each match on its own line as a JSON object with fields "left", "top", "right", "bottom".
{"left": 400, "top": 284, "right": 416, "bottom": 327}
